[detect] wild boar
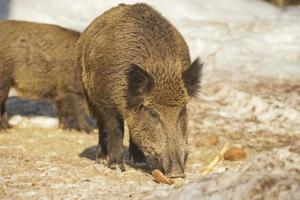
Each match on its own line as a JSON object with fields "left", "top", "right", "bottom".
{"left": 76, "top": 3, "right": 203, "bottom": 177}
{"left": 0, "top": 20, "right": 91, "bottom": 132}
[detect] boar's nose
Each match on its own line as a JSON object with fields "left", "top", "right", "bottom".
{"left": 163, "top": 159, "right": 186, "bottom": 178}
{"left": 165, "top": 166, "right": 186, "bottom": 178}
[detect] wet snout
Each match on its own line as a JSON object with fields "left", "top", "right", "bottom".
{"left": 145, "top": 153, "right": 186, "bottom": 178}
{"left": 160, "top": 154, "right": 186, "bottom": 178}
{"left": 164, "top": 160, "right": 185, "bottom": 178}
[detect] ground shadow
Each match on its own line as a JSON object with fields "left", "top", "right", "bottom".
{"left": 5, "top": 96, "right": 57, "bottom": 117}
{"left": 79, "top": 145, "right": 150, "bottom": 172}
{"left": 79, "top": 145, "right": 97, "bottom": 161}
{"left": 5, "top": 96, "right": 97, "bottom": 128}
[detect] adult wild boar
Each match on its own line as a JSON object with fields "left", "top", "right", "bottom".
{"left": 0, "top": 20, "right": 91, "bottom": 132}
{"left": 77, "top": 3, "right": 203, "bottom": 177}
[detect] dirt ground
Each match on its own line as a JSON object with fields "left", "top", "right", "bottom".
{"left": 0, "top": 73, "right": 299, "bottom": 199}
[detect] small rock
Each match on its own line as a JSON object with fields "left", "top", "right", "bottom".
{"left": 208, "top": 135, "right": 219, "bottom": 146}
{"left": 224, "top": 147, "right": 247, "bottom": 161}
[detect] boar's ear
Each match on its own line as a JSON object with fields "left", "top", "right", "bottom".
{"left": 182, "top": 57, "right": 203, "bottom": 97}
{"left": 127, "top": 64, "right": 154, "bottom": 108}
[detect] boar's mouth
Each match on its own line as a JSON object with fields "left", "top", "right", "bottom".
{"left": 144, "top": 153, "right": 186, "bottom": 178}
{"left": 129, "top": 141, "right": 186, "bottom": 178}
{"left": 163, "top": 160, "right": 186, "bottom": 178}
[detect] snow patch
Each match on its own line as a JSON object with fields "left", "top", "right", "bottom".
{"left": 9, "top": 115, "right": 58, "bottom": 128}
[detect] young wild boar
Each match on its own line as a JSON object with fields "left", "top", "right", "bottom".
{"left": 77, "top": 3, "right": 203, "bottom": 177}
{"left": 0, "top": 20, "right": 91, "bottom": 132}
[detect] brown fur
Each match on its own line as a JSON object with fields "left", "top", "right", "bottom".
{"left": 77, "top": 3, "right": 203, "bottom": 176}
{"left": 0, "top": 20, "right": 91, "bottom": 132}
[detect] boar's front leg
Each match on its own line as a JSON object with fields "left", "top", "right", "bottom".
{"left": 96, "top": 107, "right": 125, "bottom": 171}
{"left": 55, "top": 93, "right": 91, "bottom": 133}
{"left": 0, "top": 100, "right": 11, "bottom": 130}
{"left": 73, "top": 97, "right": 93, "bottom": 133}
{"left": 0, "top": 76, "right": 11, "bottom": 131}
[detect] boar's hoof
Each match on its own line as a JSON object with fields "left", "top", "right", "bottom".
{"left": 59, "top": 117, "right": 73, "bottom": 131}
{"left": 0, "top": 117, "right": 11, "bottom": 131}
{"left": 75, "top": 123, "right": 93, "bottom": 134}
{"left": 59, "top": 118, "right": 92, "bottom": 133}
{"left": 59, "top": 123, "right": 73, "bottom": 132}
{"left": 107, "top": 162, "right": 125, "bottom": 172}
{"left": 96, "top": 147, "right": 125, "bottom": 172}
{"left": 107, "top": 151, "right": 125, "bottom": 172}
{"left": 96, "top": 150, "right": 106, "bottom": 164}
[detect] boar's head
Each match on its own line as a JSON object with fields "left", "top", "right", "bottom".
{"left": 126, "top": 58, "right": 203, "bottom": 178}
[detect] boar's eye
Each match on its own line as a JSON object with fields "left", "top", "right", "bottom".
{"left": 146, "top": 108, "right": 160, "bottom": 121}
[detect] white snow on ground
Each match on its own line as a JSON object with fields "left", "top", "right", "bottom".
{"left": 9, "top": 115, "right": 58, "bottom": 129}
{"left": 3, "top": 0, "right": 300, "bottom": 131}
{"left": 143, "top": 148, "right": 300, "bottom": 200}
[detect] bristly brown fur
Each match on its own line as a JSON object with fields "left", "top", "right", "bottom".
{"left": 0, "top": 20, "right": 91, "bottom": 132}
{"left": 77, "top": 3, "right": 203, "bottom": 174}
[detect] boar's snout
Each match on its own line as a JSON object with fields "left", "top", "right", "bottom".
{"left": 147, "top": 152, "right": 186, "bottom": 178}
{"left": 162, "top": 157, "right": 186, "bottom": 178}
{"left": 166, "top": 167, "right": 185, "bottom": 178}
